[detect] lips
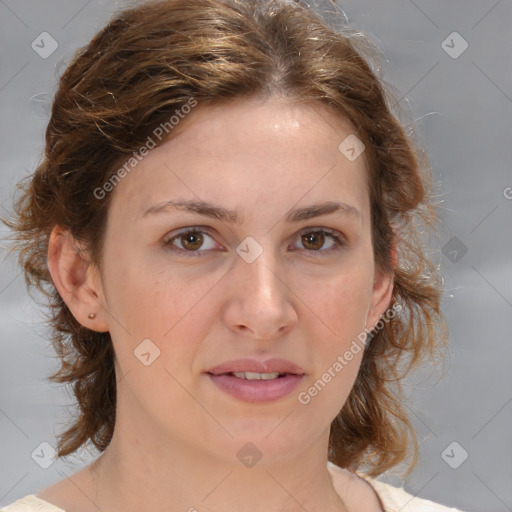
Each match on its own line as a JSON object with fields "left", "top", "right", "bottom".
{"left": 206, "top": 358, "right": 305, "bottom": 376}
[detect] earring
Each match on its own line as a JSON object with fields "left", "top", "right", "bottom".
{"left": 88, "top": 313, "right": 96, "bottom": 319}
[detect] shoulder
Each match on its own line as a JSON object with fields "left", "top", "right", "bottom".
{"left": 362, "top": 476, "right": 466, "bottom": 512}
{"left": 327, "top": 462, "right": 466, "bottom": 512}
{"left": 0, "top": 495, "right": 66, "bottom": 512}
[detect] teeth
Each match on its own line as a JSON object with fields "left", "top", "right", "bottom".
{"left": 232, "top": 371, "right": 282, "bottom": 380}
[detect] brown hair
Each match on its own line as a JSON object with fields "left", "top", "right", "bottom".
{"left": 5, "top": 0, "right": 447, "bottom": 477}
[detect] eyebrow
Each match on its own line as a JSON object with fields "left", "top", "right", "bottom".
{"left": 142, "top": 199, "right": 361, "bottom": 224}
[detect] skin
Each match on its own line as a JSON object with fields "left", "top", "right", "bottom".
{"left": 42, "top": 96, "right": 393, "bottom": 512}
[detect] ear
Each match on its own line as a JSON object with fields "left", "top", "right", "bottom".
{"left": 365, "top": 234, "right": 397, "bottom": 331}
{"left": 47, "top": 226, "right": 109, "bottom": 332}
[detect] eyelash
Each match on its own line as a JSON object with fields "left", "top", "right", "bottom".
{"left": 162, "top": 226, "right": 347, "bottom": 258}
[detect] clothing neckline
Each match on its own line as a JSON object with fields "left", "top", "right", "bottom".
{"left": 5, "top": 494, "right": 66, "bottom": 512}
{"left": 12, "top": 463, "right": 383, "bottom": 512}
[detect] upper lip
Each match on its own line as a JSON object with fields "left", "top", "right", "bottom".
{"left": 206, "top": 358, "right": 305, "bottom": 376}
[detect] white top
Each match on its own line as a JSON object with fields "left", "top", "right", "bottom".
{"left": 327, "top": 462, "right": 465, "bottom": 512}
{"left": 0, "top": 462, "right": 466, "bottom": 512}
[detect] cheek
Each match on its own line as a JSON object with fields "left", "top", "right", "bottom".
{"left": 301, "top": 264, "right": 373, "bottom": 339}
{"left": 297, "top": 328, "right": 365, "bottom": 422}
{"left": 103, "top": 255, "right": 220, "bottom": 369}
{"left": 102, "top": 246, "right": 197, "bottom": 331}
{"left": 296, "top": 264, "right": 372, "bottom": 408}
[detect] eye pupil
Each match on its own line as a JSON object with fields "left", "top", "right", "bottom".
{"left": 302, "top": 232, "right": 324, "bottom": 250}
{"left": 182, "top": 231, "right": 203, "bottom": 250}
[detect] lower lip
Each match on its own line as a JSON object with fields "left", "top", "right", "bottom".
{"left": 207, "top": 373, "right": 304, "bottom": 403}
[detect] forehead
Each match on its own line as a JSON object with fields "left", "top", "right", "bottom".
{"left": 107, "top": 97, "right": 370, "bottom": 224}
{"left": 168, "top": 96, "right": 360, "bottom": 159}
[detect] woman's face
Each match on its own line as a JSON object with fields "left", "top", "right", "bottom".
{"left": 91, "top": 96, "right": 393, "bottom": 465}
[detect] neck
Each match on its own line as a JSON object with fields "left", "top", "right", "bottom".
{"left": 87, "top": 413, "right": 348, "bottom": 512}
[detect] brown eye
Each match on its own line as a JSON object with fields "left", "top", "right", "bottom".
{"left": 164, "top": 227, "right": 344, "bottom": 258}
{"left": 180, "top": 230, "right": 204, "bottom": 251}
{"left": 301, "top": 231, "right": 325, "bottom": 251}
{"left": 295, "top": 229, "right": 346, "bottom": 255}
{"left": 164, "top": 228, "right": 218, "bottom": 255}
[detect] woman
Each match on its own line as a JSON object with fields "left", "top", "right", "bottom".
{"left": 2, "top": 0, "right": 464, "bottom": 510}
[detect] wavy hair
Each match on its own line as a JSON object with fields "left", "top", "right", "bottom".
{"left": 4, "top": 0, "right": 447, "bottom": 477}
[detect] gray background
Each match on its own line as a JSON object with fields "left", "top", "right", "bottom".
{"left": 1, "top": 1, "right": 511, "bottom": 511}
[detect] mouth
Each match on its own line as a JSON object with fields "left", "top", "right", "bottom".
{"left": 206, "top": 358, "right": 305, "bottom": 377}
{"left": 205, "top": 359, "right": 305, "bottom": 403}
{"left": 208, "top": 371, "right": 294, "bottom": 380}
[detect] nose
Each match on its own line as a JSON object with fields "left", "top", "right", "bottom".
{"left": 222, "top": 244, "right": 298, "bottom": 340}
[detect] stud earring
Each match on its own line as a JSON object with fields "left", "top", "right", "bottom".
{"left": 88, "top": 313, "right": 96, "bottom": 319}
